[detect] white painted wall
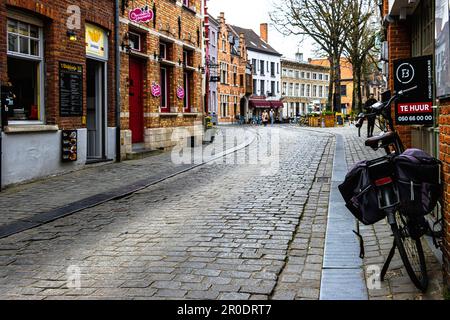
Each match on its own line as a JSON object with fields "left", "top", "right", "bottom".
{"left": 248, "top": 50, "right": 282, "bottom": 101}
{"left": 1, "top": 127, "right": 116, "bottom": 187}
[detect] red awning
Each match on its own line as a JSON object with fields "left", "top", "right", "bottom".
{"left": 270, "top": 101, "right": 284, "bottom": 108}
{"left": 249, "top": 99, "right": 271, "bottom": 109}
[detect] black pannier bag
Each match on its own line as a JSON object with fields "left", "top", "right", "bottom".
{"left": 393, "top": 148, "right": 441, "bottom": 216}
{"left": 338, "top": 160, "right": 387, "bottom": 225}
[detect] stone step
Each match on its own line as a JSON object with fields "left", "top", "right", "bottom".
{"left": 126, "top": 148, "right": 165, "bottom": 161}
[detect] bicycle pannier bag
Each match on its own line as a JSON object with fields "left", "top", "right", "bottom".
{"left": 393, "top": 148, "right": 441, "bottom": 216}
{"left": 338, "top": 161, "right": 387, "bottom": 225}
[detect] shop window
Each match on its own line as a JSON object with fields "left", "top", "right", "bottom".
{"left": 7, "top": 18, "right": 43, "bottom": 122}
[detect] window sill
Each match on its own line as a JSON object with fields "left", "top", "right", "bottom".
{"left": 4, "top": 124, "right": 59, "bottom": 134}
{"left": 159, "top": 112, "right": 180, "bottom": 117}
{"left": 182, "top": 5, "right": 197, "bottom": 15}
{"left": 182, "top": 112, "right": 202, "bottom": 117}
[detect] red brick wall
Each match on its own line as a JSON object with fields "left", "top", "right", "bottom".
{"left": 440, "top": 98, "right": 450, "bottom": 288}
{"left": 387, "top": 19, "right": 412, "bottom": 148}
{"left": 119, "top": 0, "right": 204, "bottom": 136}
{"left": 216, "top": 13, "right": 247, "bottom": 123}
{"left": 0, "top": 0, "right": 117, "bottom": 129}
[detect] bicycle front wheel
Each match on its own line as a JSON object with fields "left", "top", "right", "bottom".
{"left": 391, "top": 211, "right": 428, "bottom": 292}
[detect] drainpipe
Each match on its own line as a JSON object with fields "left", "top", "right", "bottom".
{"left": 0, "top": 85, "right": 2, "bottom": 192}
{"left": 114, "top": 0, "right": 121, "bottom": 162}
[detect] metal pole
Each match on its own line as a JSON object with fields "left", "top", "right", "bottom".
{"left": 114, "top": 0, "right": 121, "bottom": 163}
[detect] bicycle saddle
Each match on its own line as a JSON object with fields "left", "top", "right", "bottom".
{"left": 365, "top": 131, "right": 396, "bottom": 150}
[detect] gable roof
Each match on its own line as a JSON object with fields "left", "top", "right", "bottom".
{"left": 229, "top": 25, "right": 282, "bottom": 57}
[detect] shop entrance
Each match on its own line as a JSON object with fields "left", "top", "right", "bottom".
{"left": 129, "top": 58, "right": 144, "bottom": 143}
{"left": 86, "top": 59, "right": 106, "bottom": 160}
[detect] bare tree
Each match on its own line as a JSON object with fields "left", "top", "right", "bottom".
{"left": 343, "top": 0, "right": 379, "bottom": 113}
{"left": 270, "top": 0, "right": 353, "bottom": 112}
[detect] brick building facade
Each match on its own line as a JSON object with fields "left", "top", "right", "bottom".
{"left": 0, "top": 0, "right": 117, "bottom": 186}
{"left": 119, "top": 0, "right": 204, "bottom": 157}
{"left": 382, "top": 0, "right": 450, "bottom": 291}
{"left": 215, "top": 12, "right": 249, "bottom": 124}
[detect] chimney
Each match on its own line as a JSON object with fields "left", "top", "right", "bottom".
{"left": 219, "top": 12, "right": 225, "bottom": 24}
{"left": 260, "top": 23, "right": 268, "bottom": 43}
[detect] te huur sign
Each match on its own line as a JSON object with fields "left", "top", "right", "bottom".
{"left": 394, "top": 55, "right": 434, "bottom": 126}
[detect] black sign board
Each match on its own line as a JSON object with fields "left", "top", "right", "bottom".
{"left": 62, "top": 130, "right": 78, "bottom": 162}
{"left": 394, "top": 55, "right": 434, "bottom": 125}
{"left": 60, "top": 62, "right": 83, "bottom": 117}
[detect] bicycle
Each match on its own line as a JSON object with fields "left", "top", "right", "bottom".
{"left": 354, "top": 85, "right": 441, "bottom": 292}
{"left": 355, "top": 112, "right": 387, "bottom": 138}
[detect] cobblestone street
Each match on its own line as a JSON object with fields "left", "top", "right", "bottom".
{"left": 0, "top": 125, "right": 445, "bottom": 300}
{"left": 0, "top": 126, "right": 333, "bottom": 300}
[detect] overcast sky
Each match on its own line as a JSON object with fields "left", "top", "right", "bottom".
{"left": 208, "top": 0, "right": 317, "bottom": 60}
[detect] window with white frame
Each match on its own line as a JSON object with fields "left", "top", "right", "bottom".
{"left": 312, "top": 73, "right": 317, "bottom": 80}
{"left": 288, "top": 83, "right": 293, "bottom": 96}
{"left": 313, "top": 85, "right": 317, "bottom": 97}
{"left": 295, "top": 83, "right": 299, "bottom": 97}
{"left": 306, "top": 84, "right": 311, "bottom": 97}
{"left": 301, "top": 84, "right": 305, "bottom": 97}
{"left": 128, "top": 32, "right": 141, "bottom": 51}
{"left": 7, "top": 18, "right": 44, "bottom": 122}
{"left": 221, "top": 95, "right": 228, "bottom": 117}
{"left": 318, "top": 73, "right": 323, "bottom": 81}
{"left": 220, "top": 62, "right": 228, "bottom": 84}
{"left": 319, "top": 86, "right": 323, "bottom": 98}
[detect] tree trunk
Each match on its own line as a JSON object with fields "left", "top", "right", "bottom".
{"left": 334, "top": 54, "right": 342, "bottom": 113}
{"left": 328, "top": 56, "right": 334, "bottom": 112}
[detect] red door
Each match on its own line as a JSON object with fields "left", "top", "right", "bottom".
{"left": 129, "top": 58, "right": 144, "bottom": 143}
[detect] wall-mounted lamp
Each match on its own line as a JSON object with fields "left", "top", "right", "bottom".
{"left": 121, "top": 32, "right": 131, "bottom": 53}
{"left": 67, "top": 30, "right": 77, "bottom": 41}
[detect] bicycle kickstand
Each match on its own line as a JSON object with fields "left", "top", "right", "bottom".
{"left": 380, "top": 240, "right": 396, "bottom": 281}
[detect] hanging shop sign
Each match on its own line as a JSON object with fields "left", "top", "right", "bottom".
{"left": 177, "top": 86, "right": 185, "bottom": 100}
{"left": 62, "top": 130, "right": 78, "bottom": 162}
{"left": 86, "top": 24, "right": 108, "bottom": 60}
{"left": 129, "top": 5, "right": 154, "bottom": 23}
{"left": 151, "top": 83, "right": 161, "bottom": 97}
{"left": 60, "top": 62, "right": 83, "bottom": 117}
{"left": 394, "top": 55, "right": 434, "bottom": 125}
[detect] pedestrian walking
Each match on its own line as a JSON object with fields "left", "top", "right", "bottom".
{"left": 262, "top": 110, "right": 269, "bottom": 127}
{"left": 269, "top": 109, "right": 275, "bottom": 126}
{"left": 365, "top": 94, "right": 378, "bottom": 138}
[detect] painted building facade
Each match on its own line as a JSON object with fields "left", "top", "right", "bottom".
{"left": 207, "top": 14, "right": 219, "bottom": 118}
{"left": 281, "top": 54, "right": 330, "bottom": 117}
{"left": 119, "top": 0, "right": 204, "bottom": 158}
{"left": 0, "top": 0, "right": 117, "bottom": 187}
{"left": 310, "top": 57, "right": 355, "bottom": 114}
{"left": 232, "top": 24, "right": 283, "bottom": 121}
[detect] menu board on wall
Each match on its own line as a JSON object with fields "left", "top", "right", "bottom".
{"left": 435, "top": 0, "right": 450, "bottom": 98}
{"left": 62, "top": 130, "right": 78, "bottom": 162}
{"left": 60, "top": 62, "right": 83, "bottom": 117}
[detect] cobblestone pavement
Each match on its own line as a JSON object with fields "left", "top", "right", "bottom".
{"left": 0, "top": 127, "right": 250, "bottom": 228}
{"left": 298, "top": 124, "right": 444, "bottom": 300}
{"left": 0, "top": 126, "right": 333, "bottom": 300}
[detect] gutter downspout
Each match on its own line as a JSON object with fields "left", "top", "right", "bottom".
{"left": 114, "top": 0, "right": 121, "bottom": 163}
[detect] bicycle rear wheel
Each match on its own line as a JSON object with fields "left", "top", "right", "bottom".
{"left": 391, "top": 211, "right": 428, "bottom": 292}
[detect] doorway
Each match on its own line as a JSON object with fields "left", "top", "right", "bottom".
{"left": 129, "top": 58, "right": 144, "bottom": 143}
{"left": 86, "top": 59, "right": 106, "bottom": 160}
